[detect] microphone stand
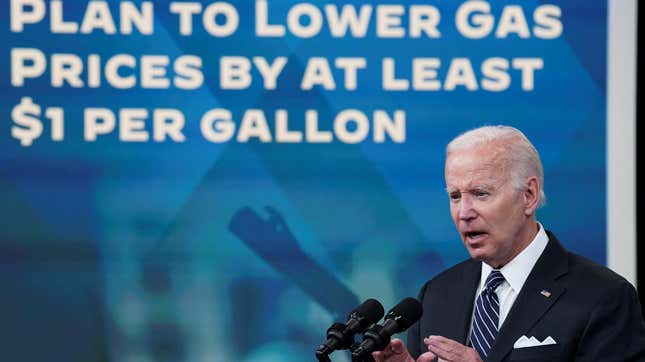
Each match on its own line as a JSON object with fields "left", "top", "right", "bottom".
{"left": 315, "top": 342, "right": 375, "bottom": 362}
{"left": 350, "top": 343, "right": 375, "bottom": 362}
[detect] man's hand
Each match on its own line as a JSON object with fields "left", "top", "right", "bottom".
{"left": 423, "top": 335, "right": 482, "bottom": 362}
{"left": 372, "top": 339, "right": 437, "bottom": 362}
{"left": 372, "top": 339, "right": 415, "bottom": 362}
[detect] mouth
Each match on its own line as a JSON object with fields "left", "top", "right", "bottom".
{"left": 463, "top": 231, "right": 488, "bottom": 243}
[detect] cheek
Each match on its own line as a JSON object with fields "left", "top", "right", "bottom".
{"left": 449, "top": 205, "right": 459, "bottom": 222}
{"left": 489, "top": 199, "right": 513, "bottom": 218}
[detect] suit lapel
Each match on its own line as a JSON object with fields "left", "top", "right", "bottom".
{"left": 457, "top": 260, "right": 482, "bottom": 344}
{"left": 486, "top": 233, "right": 569, "bottom": 361}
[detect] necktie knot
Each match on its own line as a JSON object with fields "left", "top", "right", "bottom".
{"left": 485, "top": 270, "right": 505, "bottom": 292}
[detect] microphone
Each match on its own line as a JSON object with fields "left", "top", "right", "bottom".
{"left": 316, "top": 298, "right": 385, "bottom": 358}
{"left": 351, "top": 297, "right": 423, "bottom": 358}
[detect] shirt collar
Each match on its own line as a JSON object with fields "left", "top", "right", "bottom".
{"left": 480, "top": 222, "right": 549, "bottom": 293}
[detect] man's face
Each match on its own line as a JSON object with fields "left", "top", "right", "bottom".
{"left": 444, "top": 142, "right": 532, "bottom": 268}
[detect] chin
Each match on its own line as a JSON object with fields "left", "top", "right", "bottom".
{"left": 466, "top": 246, "right": 497, "bottom": 265}
{"left": 466, "top": 248, "right": 488, "bottom": 262}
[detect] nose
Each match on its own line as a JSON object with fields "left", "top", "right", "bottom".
{"left": 457, "top": 195, "right": 477, "bottom": 221}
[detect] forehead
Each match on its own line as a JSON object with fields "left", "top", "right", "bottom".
{"left": 444, "top": 143, "right": 509, "bottom": 189}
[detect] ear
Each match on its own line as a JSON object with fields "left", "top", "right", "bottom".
{"left": 523, "top": 176, "right": 540, "bottom": 216}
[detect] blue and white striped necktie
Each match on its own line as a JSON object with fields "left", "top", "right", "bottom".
{"left": 470, "top": 270, "right": 505, "bottom": 360}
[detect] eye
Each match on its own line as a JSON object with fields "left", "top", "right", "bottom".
{"left": 449, "top": 191, "right": 461, "bottom": 202}
{"left": 472, "top": 189, "right": 489, "bottom": 199}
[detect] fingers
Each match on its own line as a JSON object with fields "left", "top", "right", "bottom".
{"left": 425, "top": 335, "right": 459, "bottom": 354}
{"left": 423, "top": 335, "right": 482, "bottom": 362}
{"left": 372, "top": 350, "right": 386, "bottom": 362}
{"left": 417, "top": 351, "right": 438, "bottom": 362}
{"left": 425, "top": 335, "right": 460, "bottom": 361}
{"left": 373, "top": 349, "right": 397, "bottom": 362}
{"left": 389, "top": 339, "right": 407, "bottom": 354}
{"left": 372, "top": 339, "right": 414, "bottom": 362}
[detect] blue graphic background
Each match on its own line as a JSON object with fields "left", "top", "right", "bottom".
{"left": 0, "top": 1, "right": 606, "bottom": 361}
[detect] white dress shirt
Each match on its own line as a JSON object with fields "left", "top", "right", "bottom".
{"left": 469, "top": 223, "right": 549, "bottom": 334}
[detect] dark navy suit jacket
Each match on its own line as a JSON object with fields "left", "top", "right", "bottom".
{"left": 407, "top": 232, "right": 645, "bottom": 361}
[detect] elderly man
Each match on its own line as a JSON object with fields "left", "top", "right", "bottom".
{"left": 374, "top": 126, "right": 645, "bottom": 361}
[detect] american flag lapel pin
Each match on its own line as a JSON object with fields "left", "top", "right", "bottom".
{"left": 540, "top": 290, "right": 551, "bottom": 298}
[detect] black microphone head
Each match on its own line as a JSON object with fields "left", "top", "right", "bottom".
{"left": 384, "top": 297, "right": 422, "bottom": 332}
{"left": 350, "top": 298, "right": 385, "bottom": 325}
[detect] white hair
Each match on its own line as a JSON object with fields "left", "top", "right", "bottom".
{"left": 446, "top": 125, "right": 546, "bottom": 207}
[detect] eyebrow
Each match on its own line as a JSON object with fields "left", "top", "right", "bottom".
{"left": 445, "top": 183, "right": 496, "bottom": 193}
